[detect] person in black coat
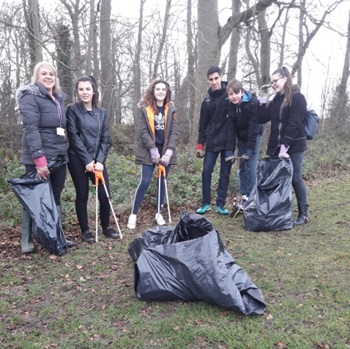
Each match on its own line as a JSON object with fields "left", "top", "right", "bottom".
{"left": 258, "top": 66, "right": 309, "bottom": 225}
{"left": 66, "top": 76, "right": 119, "bottom": 243}
{"left": 195, "top": 66, "right": 235, "bottom": 215}
{"left": 226, "top": 79, "right": 263, "bottom": 205}
{"left": 16, "top": 61, "right": 73, "bottom": 253}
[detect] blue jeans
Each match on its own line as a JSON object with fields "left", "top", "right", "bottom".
{"left": 201, "top": 150, "right": 233, "bottom": 207}
{"left": 131, "top": 164, "right": 171, "bottom": 214}
{"left": 237, "top": 134, "right": 262, "bottom": 197}
{"left": 289, "top": 152, "right": 308, "bottom": 209}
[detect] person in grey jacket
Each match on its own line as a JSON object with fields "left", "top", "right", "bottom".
{"left": 66, "top": 76, "right": 119, "bottom": 243}
{"left": 16, "top": 61, "right": 73, "bottom": 254}
{"left": 127, "top": 79, "right": 178, "bottom": 230}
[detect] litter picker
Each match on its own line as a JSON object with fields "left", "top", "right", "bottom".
{"left": 94, "top": 169, "right": 123, "bottom": 241}
{"left": 157, "top": 164, "right": 171, "bottom": 224}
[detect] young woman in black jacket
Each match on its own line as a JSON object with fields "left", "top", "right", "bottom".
{"left": 66, "top": 76, "right": 119, "bottom": 243}
{"left": 258, "top": 66, "right": 309, "bottom": 225}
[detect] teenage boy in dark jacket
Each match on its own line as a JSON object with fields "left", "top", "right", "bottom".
{"left": 226, "top": 79, "right": 263, "bottom": 207}
{"left": 195, "top": 66, "right": 235, "bottom": 215}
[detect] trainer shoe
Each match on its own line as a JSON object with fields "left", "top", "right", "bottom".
{"left": 127, "top": 214, "right": 137, "bottom": 230}
{"left": 155, "top": 213, "right": 166, "bottom": 226}
{"left": 196, "top": 204, "right": 211, "bottom": 214}
{"left": 103, "top": 227, "right": 119, "bottom": 239}
{"left": 66, "top": 239, "right": 75, "bottom": 247}
{"left": 215, "top": 206, "right": 229, "bottom": 215}
{"left": 81, "top": 231, "right": 95, "bottom": 244}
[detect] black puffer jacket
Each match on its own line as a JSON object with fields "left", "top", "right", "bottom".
{"left": 197, "top": 82, "right": 233, "bottom": 152}
{"left": 66, "top": 101, "right": 110, "bottom": 166}
{"left": 16, "top": 82, "right": 68, "bottom": 165}
{"left": 227, "top": 90, "right": 263, "bottom": 151}
{"left": 258, "top": 92, "right": 307, "bottom": 156}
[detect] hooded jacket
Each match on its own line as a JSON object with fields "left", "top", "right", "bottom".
{"left": 66, "top": 101, "right": 110, "bottom": 165}
{"left": 258, "top": 91, "right": 307, "bottom": 156}
{"left": 227, "top": 90, "right": 263, "bottom": 151}
{"left": 197, "top": 82, "right": 233, "bottom": 152}
{"left": 16, "top": 82, "right": 68, "bottom": 165}
{"left": 135, "top": 102, "right": 178, "bottom": 165}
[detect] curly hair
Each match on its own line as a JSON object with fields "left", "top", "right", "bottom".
{"left": 142, "top": 79, "right": 172, "bottom": 112}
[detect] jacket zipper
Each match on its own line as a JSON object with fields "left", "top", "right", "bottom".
{"left": 93, "top": 110, "right": 101, "bottom": 160}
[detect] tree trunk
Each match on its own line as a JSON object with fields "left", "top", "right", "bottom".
{"left": 132, "top": 0, "right": 145, "bottom": 126}
{"left": 56, "top": 24, "right": 73, "bottom": 105}
{"left": 151, "top": 0, "right": 172, "bottom": 79}
{"left": 100, "top": 0, "right": 114, "bottom": 126}
{"left": 86, "top": 0, "right": 95, "bottom": 75}
{"left": 23, "top": 0, "right": 42, "bottom": 69}
{"left": 227, "top": 0, "right": 241, "bottom": 80}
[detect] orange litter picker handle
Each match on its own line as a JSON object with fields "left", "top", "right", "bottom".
{"left": 94, "top": 167, "right": 105, "bottom": 186}
{"left": 158, "top": 163, "right": 166, "bottom": 178}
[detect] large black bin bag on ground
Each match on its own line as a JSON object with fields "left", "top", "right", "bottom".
{"left": 128, "top": 212, "right": 266, "bottom": 315}
{"left": 243, "top": 157, "right": 294, "bottom": 232}
{"left": 8, "top": 157, "right": 67, "bottom": 256}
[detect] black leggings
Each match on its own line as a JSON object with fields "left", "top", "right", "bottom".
{"left": 25, "top": 164, "right": 66, "bottom": 205}
{"left": 68, "top": 153, "right": 111, "bottom": 233}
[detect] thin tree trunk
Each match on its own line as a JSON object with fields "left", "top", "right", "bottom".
{"left": 151, "top": 0, "right": 172, "bottom": 79}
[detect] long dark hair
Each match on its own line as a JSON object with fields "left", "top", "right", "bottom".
{"left": 74, "top": 75, "right": 99, "bottom": 108}
{"left": 143, "top": 79, "right": 171, "bottom": 112}
{"left": 272, "top": 66, "right": 294, "bottom": 107}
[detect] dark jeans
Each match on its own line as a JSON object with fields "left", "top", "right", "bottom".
{"left": 68, "top": 153, "right": 111, "bottom": 233}
{"left": 289, "top": 151, "right": 308, "bottom": 209}
{"left": 131, "top": 164, "right": 171, "bottom": 215}
{"left": 25, "top": 164, "right": 66, "bottom": 205}
{"left": 237, "top": 134, "right": 263, "bottom": 197}
{"left": 201, "top": 150, "right": 233, "bottom": 207}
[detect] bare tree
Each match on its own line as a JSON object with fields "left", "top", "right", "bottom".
{"left": 100, "top": 0, "right": 115, "bottom": 125}
{"left": 151, "top": 0, "right": 172, "bottom": 79}
{"left": 23, "top": 0, "right": 42, "bottom": 69}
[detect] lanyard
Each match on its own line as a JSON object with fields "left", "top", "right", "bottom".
{"left": 54, "top": 97, "right": 63, "bottom": 127}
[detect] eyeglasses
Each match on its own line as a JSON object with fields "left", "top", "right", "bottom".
{"left": 270, "top": 77, "right": 283, "bottom": 85}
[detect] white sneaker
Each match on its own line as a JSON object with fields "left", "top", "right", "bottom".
{"left": 155, "top": 213, "right": 166, "bottom": 226}
{"left": 127, "top": 214, "right": 137, "bottom": 229}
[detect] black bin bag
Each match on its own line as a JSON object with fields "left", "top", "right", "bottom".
{"left": 8, "top": 157, "right": 67, "bottom": 256}
{"left": 128, "top": 212, "right": 266, "bottom": 315}
{"left": 243, "top": 157, "right": 294, "bottom": 232}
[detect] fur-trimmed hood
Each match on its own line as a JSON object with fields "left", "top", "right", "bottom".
{"left": 16, "top": 82, "right": 64, "bottom": 105}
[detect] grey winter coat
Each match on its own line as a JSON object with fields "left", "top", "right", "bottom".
{"left": 66, "top": 102, "right": 110, "bottom": 166}
{"left": 135, "top": 102, "right": 178, "bottom": 165}
{"left": 16, "top": 82, "right": 68, "bottom": 165}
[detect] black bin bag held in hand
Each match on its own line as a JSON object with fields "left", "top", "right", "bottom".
{"left": 8, "top": 157, "right": 68, "bottom": 256}
{"left": 129, "top": 212, "right": 266, "bottom": 315}
{"left": 243, "top": 157, "right": 294, "bottom": 232}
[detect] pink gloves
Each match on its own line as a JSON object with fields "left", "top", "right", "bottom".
{"left": 33, "top": 156, "right": 50, "bottom": 180}
{"left": 161, "top": 149, "right": 173, "bottom": 166}
{"left": 150, "top": 148, "right": 160, "bottom": 164}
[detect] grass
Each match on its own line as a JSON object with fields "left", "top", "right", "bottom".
{"left": 1, "top": 172, "right": 350, "bottom": 349}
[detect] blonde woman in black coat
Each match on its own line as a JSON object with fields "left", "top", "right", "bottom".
{"left": 16, "top": 61, "right": 73, "bottom": 253}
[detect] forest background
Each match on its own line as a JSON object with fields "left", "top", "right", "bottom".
{"left": 1, "top": 1, "right": 350, "bottom": 348}
{"left": 0, "top": 0, "right": 349, "bottom": 225}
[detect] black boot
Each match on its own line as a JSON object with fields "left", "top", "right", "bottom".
{"left": 21, "top": 210, "right": 35, "bottom": 254}
{"left": 294, "top": 204, "right": 309, "bottom": 226}
{"left": 57, "top": 205, "right": 75, "bottom": 247}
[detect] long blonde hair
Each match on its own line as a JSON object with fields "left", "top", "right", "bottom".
{"left": 31, "top": 61, "right": 61, "bottom": 94}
